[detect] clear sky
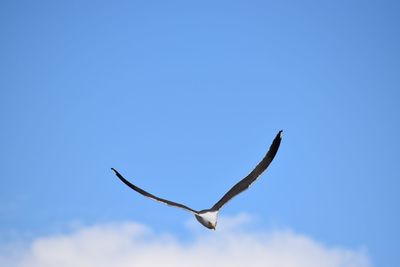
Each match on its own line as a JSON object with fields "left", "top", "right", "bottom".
{"left": 1, "top": 0, "right": 399, "bottom": 266}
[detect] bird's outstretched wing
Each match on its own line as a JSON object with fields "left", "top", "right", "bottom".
{"left": 211, "top": 130, "right": 283, "bottom": 211}
{"left": 111, "top": 168, "right": 199, "bottom": 214}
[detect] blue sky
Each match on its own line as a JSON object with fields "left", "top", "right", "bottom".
{"left": 1, "top": 0, "right": 399, "bottom": 266}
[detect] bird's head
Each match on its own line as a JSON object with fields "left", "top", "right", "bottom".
{"left": 208, "top": 222, "right": 217, "bottom": 230}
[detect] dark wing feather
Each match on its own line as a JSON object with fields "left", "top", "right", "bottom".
{"left": 111, "top": 168, "right": 199, "bottom": 214}
{"left": 211, "top": 130, "right": 283, "bottom": 211}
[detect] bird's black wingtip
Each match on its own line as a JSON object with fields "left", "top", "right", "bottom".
{"left": 278, "top": 130, "right": 283, "bottom": 138}
{"left": 111, "top": 168, "right": 124, "bottom": 179}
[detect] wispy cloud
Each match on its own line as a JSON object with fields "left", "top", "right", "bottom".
{"left": 0, "top": 215, "right": 371, "bottom": 267}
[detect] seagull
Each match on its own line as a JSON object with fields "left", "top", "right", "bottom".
{"left": 111, "top": 130, "right": 282, "bottom": 230}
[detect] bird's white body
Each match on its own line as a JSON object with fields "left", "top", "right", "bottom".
{"left": 195, "top": 210, "right": 219, "bottom": 230}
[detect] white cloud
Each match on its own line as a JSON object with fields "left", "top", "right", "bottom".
{"left": 0, "top": 215, "right": 371, "bottom": 267}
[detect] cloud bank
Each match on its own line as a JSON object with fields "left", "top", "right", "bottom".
{"left": 0, "top": 215, "right": 371, "bottom": 267}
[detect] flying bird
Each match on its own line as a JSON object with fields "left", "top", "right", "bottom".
{"left": 111, "top": 130, "right": 282, "bottom": 230}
